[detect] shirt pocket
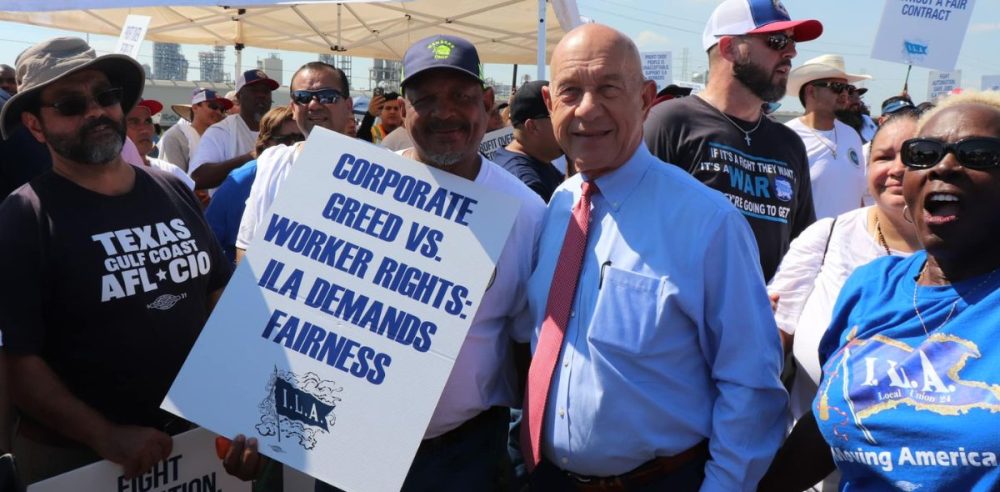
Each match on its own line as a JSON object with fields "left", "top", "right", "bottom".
{"left": 586, "top": 266, "right": 662, "bottom": 355}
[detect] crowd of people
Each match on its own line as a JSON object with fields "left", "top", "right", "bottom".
{"left": 0, "top": 0, "right": 997, "bottom": 491}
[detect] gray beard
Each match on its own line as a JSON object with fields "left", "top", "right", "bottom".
{"left": 424, "top": 151, "right": 464, "bottom": 167}
{"left": 47, "top": 118, "right": 126, "bottom": 165}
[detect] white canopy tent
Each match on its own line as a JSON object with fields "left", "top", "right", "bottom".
{"left": 0, "top": 0, "right": 583, "bottom": 80}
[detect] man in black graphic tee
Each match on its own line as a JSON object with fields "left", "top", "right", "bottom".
{"left": 0, "top": 38, "right": 230, "bottom": 483}
{"left": 644, "top": 0, "right": 821, "bottom": 281}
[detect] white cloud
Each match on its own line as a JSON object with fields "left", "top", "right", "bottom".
{"left": 635, "top": 30, "right": 672, "bottom": 51}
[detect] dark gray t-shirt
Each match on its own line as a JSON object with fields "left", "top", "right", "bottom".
{"left": 0, "top": 166, "right": 231, "bottom": 427}
{"left": 644, "top": 95, "right": 815, "bottom": 281}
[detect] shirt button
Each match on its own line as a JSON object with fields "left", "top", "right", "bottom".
{"left": 561, "top": 457, "right": 569, "bottom": 465}
{"left": 570, "top": 310, "right": 575, "bottom": 318}
{"left": 563, "top": 360, "right": 569, "bottom": 367}
{"left": 558, "top": 408, "right": 565, "bottom": 418}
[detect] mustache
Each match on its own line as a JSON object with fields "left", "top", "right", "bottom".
{"left": 81, "top": 116, "right": 124, "bottom": 135}
{"left": 427, "top": 119, "right": 471, "bottom": 133}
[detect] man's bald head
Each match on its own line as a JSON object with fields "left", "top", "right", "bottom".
{"left": 546, "top": 24, "right": 655, "bottom": 178}
{"left": 551, "top": 24, "right": 644, "bottom": 87}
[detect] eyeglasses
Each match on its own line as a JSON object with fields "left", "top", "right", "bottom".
{"left": 271, "top": 132, "right": 304, "bottom": 146}
{"left": 901, "top": 137, "right": 1000, "bottom": 170}
{"left": 811, "top": 81, "right": 852, "bottom": 94}
{"left": 291, "top": 88, "right": 345, "bottom": 106}
{"left": 41, "top": 87, "right": 123, "bottom": 116}
{"left": 748, "top": 33, "right": 796, "bottom": 51}
{"left": 201, "top": 102, "right": 223, "bottom": 112}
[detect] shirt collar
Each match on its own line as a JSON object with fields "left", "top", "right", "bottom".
{"left": 582, "top": 142, "right": 652, "bottom": 213}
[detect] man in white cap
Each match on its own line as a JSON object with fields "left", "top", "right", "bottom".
{"left": 0, "top": 37, "right": 231, "bottom": 483}
{"left": 644, "top": 0, "right": 822, "bottom": 282}
{"left": 786, "top": 54, "right": 870, "bottom": 219}
{"left": 159, "top": 87, "right": 231, "bottom": 172}
{"left": 189, "top": 69, "right": 277, "bottom": 190}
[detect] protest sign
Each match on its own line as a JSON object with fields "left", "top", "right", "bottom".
{"left": 114, "top": 15, "right": 150, "bottom": 60}
{"left": 871, "top": 0, "right": 976, "bottom": 71}
{"left": 479, "top": 127, "right": 514, "bottom": 161}
{"left": 982, "top": 75, "right": 1000, "bottom": 91}
{"left": 927, "top": 70, "right": 961, "bottom": 101}
{"left": 28, "top": 428, "right": 249, "bottom": 492}
{"left": 641, "top": 51, "right": 673, "bottom": 91}
{"left": 163, "top": 128, "right": 521, "bottom": 492}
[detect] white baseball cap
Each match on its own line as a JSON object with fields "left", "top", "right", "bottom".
{"left": 703, "top": 0, "right": 823, "bottom": 51}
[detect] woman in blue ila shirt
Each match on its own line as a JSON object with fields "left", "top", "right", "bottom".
{"left": 760, "top": 91, "right": 1000, "bottom": 491}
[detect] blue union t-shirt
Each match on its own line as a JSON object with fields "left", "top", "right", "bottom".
{"left": 816, "top": 251, "right": 1000, "bottom": 491}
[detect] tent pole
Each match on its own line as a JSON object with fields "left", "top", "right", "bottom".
{"left": 537, "top": 0, "right": 546, "bottom": 81}
{"left": 235, "top": 44, "right": 244, "bottom": 79}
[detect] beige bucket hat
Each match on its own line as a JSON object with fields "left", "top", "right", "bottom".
{"left": 0, "top": 37, "right": 144, "bottom": 140}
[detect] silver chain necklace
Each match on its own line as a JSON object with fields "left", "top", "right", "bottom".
{"left": 699, "top": 95, "right": 763, "bottom": 146}
{"left": 912, "top": 261, "right": 998, "bottom": 337}
{"left": 801, "top": 118, "right": 838, "bottom": 159}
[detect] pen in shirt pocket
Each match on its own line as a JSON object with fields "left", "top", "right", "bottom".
{"left": 599, "top": 260, "right": 612, "bottom": 289}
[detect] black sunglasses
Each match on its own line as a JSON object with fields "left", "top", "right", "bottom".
{"left": 811, "top": 81, "right": 852, "bottom": 94}
{"left": 41, "top": 87, "right": 123, "bottom": 117}
{"left": 901, "top": 137, "right": 1000, "bottom": 170}
{"left": 202, "top": 102, "right": 223, "bottom": 112}
{"left": 291, "top": 88, "right": 345, "bottom": 106}
{"left": 271, "top": 132, "right": 304, "bottom": 146}
{"left": 748, "top": 33, "right": 796, "bottom": 51}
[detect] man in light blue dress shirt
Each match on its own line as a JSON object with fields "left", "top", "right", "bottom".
{"left": 520, "top": 23, "right": 789, "bottom": 491}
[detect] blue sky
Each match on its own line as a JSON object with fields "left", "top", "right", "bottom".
{"left": 1, "top": 0, "right": 998, "bottom": 112}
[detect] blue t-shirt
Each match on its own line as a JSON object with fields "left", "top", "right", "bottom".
{"left": 816, "top": 251, "right": 1000, "bottom": 491}
{"left": 205, "top": 159, "right": 258, "bottom": 262}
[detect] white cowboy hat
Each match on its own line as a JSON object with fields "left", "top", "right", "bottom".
{"left": 787, "top": 54, "right": 871, "bottom": 98}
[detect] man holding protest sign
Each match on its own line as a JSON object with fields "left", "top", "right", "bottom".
{"left": 223, "top": 35, "right": 545, "bottom": 491}
{"left": 520, "top": 24, "right": 787, "bottom": 491}
{"left": 0, "top": 37, "right": 230, "bottom": 483}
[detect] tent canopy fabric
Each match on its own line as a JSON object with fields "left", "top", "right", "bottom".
{"left": 0, "top": 0, "right": 582, "bottom": 64}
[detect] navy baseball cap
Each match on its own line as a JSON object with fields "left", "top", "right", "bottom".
{"left": 400, "top": 34, "right": 484, "bottom": 90}
{"left": 236, "top": 69, "right": 279, "bottom": 94}
{"left": 703, "top": 0, "right": 823, "bottom": 51}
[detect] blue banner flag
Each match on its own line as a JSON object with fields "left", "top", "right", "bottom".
{"left": 274, "top": 378, "right": 335, "bottom": 431}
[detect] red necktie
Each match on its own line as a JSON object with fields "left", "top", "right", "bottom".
{"left": 522, "top": 180, "right": 596, "bottom": 471}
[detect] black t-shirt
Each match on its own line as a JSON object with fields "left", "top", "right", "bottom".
{"left": 643, "top": 95, "right": 815, "bottom": 281}
{"left": 0, "top": 165, "right": 232, "bottom": 428}
{"left": 493, "top": 147, "right": 565, "bottom": 203}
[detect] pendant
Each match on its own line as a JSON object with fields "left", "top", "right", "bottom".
{"left": 744, "top": 133, "right": 751, "bottom": 146}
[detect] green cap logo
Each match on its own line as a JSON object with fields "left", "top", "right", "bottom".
{"left": 428, "top": 39, "right": 456, "bottom": 60}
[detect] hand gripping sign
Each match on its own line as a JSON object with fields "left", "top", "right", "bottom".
{"left": 163, "top": 128, "right": 520, "bottom": 492}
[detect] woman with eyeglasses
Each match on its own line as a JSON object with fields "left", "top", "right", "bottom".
{"left": 205, "top": 106, "right": 302, "bottom": 263}
{"left": 759, "top": 91, "right": 1000, "bottom": 491}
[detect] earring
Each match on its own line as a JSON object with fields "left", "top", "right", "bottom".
{"left": 903, "top": 204, "right": 913, "bottom": 224}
